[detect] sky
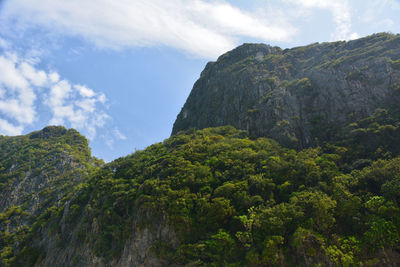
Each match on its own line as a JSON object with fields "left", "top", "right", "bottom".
{"left": 0, "top": 0, "right": 399, "bottom": 162}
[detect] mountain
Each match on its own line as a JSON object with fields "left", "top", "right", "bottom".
{"left": 172, "top": 32, "right": 400, "bottom": 152}
{"left": 0, "top": 126, "right": 98, "bottom": 213}
{"left": 0, "top": 126, "right": 102, "bottom": 266}
{"left": 2, "top": 33, "right": 400, "bottom": 266}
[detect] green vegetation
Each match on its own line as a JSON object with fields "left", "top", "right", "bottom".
{"left": 3, "top": 125, "right": 398, "bottom": 266}
{"left": 2, "top": 33, "right": 400, "bottom": 266}
{"left": 0, "top": 126, "right": 102, "bottom": 266}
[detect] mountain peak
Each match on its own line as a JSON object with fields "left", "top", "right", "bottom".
{"left": 29, "top": 126, "right": 70, "bottom": 139}
{"left": 172, "top": 33, "right": 400, "bottom": 149}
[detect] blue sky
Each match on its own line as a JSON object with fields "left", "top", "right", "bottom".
{"left": 0, "top": 0, "right": 399, "bottom": 162}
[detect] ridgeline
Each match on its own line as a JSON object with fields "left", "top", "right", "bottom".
{"left": 1, "top": 33, "right": 400, "bottom": 266}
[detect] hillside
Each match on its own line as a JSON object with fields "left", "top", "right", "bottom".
{"left": 2, "top": 126, "right": 399, "bottom": 266}
{"left": 0, "top": 126, "right": 102, "bottom": 266}
{"left": 1, "top": 33, "right": 400, "bottom": 266}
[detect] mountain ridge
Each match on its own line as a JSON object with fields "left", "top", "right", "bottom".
{"left": 1, "top": 33, "right": 400, "bottom": 266}
{"left": 172, "top": 32, "right": 400, "bottom": 151}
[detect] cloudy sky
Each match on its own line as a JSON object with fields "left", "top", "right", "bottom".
{"left": 0, "top": 0, "right": 399, "bottom": 161}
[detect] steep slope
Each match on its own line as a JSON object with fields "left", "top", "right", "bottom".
{"left": 172, "top": 33, "right": 400, "bottom": 151}
{"left": 0, "top": 126, "right": 102, "bottom": 266}
{"left": 2, "top": 33, "right": 400, "bottom": 267}
{"left": 9, "top": 126, "right": 400, "bottom": 266}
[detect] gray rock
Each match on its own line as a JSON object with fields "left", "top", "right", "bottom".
{"left": 172, "top": 33, "right": 400, "bottom": 149}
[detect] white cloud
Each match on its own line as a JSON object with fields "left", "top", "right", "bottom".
{"left": 113, "top": 128, "right": 127, "bottom": 140}
{"left": 2, "top": 0, "right": 296, "bottom": 59}
{"left": 0, "top": 118, "right": 23, "bottom": 136}
{"left": 285, "top": 0, "right": 357, "bottom": 41}
{"left": 75, "top": 85, "right": 95, "bottom": 98}
{"left": 0, "top": 55, "right": 36, "bottom": 125}
{"left": 97, "top": 93, "right": 107, "bottom": 104}
{"left": 349, "top": 32, "right": 360, "bottom": 40}
{"left": 49, "top": 72, "right": 60, "bottom": 83}
{"left": 46, "top": 80, "right": 110, "bottom": 140}
{"left": 0, "top": 97, "right": 36, "bottom": 125}
{"left": 19, "top": 62, "right": 47, "bottom": 86}
{"left": 48, "top": 80, "right": 72, "bottom": 109}
{"left": 76, "top": 98, "right": 96, "bottom": 113}
{"left": 0, "top": 55, "right": 30, "bottom": 90}
{"left": 0, "top": 49, "right": 110, "bottom": 139}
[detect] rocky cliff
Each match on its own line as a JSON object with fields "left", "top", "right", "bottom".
{"left": 0, "top": 126, "right": 179, "bottom": 267}
{"left": 172, "top": 33, "right": 400, "bottom": 149}
{"left": 0, "top": 126, "right": 95, "bottom": 214}
{"left": 0, "top": 126, "right": 101, "bottom": 266}
{"left": 2, "top": 33, "right": 400, "bottom": 267}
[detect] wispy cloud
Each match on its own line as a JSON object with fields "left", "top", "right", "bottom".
{"left": 0, "top": 38, "right": 9, "bottom": 49}
{"left": 113, "top": 128, "right": 127, "bottom": 140}
{"left": 360, "top": 0, "right": 399, "bottom": 33}
{"left": 0, "top": 48, "right": 111, "bottom": 139}
{"left": 284, "top": 0, "right": 358, "bottom": 41}
{"left": 1, "top": 0, "right": 296, "bottom": 59}
{"left": 2, "top": 0, "right": 397, "bottom": 59}
{"left": 104, "top": 128, "right": 128, "bottom": 149}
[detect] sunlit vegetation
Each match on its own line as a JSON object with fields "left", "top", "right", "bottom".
{"left": 0, "top": 126, "right": 102, "bottom": 266}
{"left": 2, "top": 125, "right": 398, "bottom": 266}
{"left": 2, "top": 33, "right": 400, "bottom": 266}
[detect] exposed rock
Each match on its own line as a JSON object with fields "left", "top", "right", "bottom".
{"left": 0, "top": 126, "right": 93, "bottom": 215}
{"left": 172, "top": 33, "right": 400, "bottom": 149}
{"left": 35, "top": 218, "right": 177, "bottom": 267}
{"left": 3, "top": 33, "right": 400, "bottom": 267}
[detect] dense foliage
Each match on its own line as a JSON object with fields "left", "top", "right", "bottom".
{"left": 0, "top": 126, "right": 101, "bottom": 266}
{"left": 10, "top": 126, "right": 398, "bottom": 266}
{"left": 2, "top": 33, "right": 400, "bottom": 266}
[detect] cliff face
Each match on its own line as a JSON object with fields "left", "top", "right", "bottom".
{"left": 2, "top": 33, "right": 400, "bottom": 267}
{"left": 32, "top": 218, "right": 177, "bottom": 267}
{"left": 0, "top": 126, "right": 179, "bottom": 267}
{"left": 172, "top": 33, "right": 400, "bottom": 149}
{"left": 0, "top": 126, "right": 94, "bottom": 215}
{"left": 0, "top": 126, "right": 101, "bottom": 266}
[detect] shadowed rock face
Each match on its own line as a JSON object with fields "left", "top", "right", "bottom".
{"left": 172, "top": 33, "right": 400, "bottom": 149}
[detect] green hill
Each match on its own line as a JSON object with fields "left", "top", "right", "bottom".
{"left": 0, "top": 126, "right": 102, "bottom": 266}
{"left": 2, "top": 126, "right": 399, "bottom": 266}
